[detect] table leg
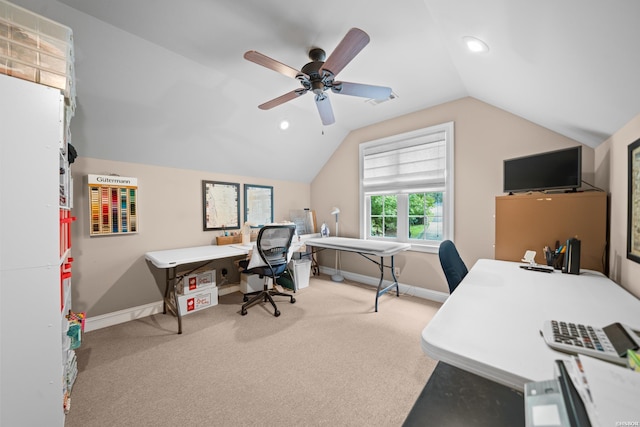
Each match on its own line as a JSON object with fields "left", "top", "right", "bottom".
{"left": 311, "top": 247, "right": 320, "bottom": 276}
{"left": 390, "top": 256, "right": 400, "bottom": 297}
{"left": 163, "top": 269, "right": 171, "bottom": 314}
{"left": 163, "top": 266, "right": 182, "bottom": 334}
{"left": 374, "top": 255, "right": 400, "bottom": 312}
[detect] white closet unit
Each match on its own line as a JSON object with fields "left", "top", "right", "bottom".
{"left": 0, "top": 72, "right": 72, "bottom": 426}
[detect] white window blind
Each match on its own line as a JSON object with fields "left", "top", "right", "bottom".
{"left": 359, "top": 122, "right": 454, "bottom": 248}
{"left": 362, "top": 130, "right": 446, "bottom": 193}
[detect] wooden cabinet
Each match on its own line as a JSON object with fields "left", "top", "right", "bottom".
{"left": 495, "top": 191, "right": 608, "bottom": 272}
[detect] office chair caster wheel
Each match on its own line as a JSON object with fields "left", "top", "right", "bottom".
{"left": 241, "top": 308, "right": 247, "bottom": 316}
{"left": 274, "top": 310, "right": 280, "bottom": 317}
{"left": 291, "top": 297, "right": 296, "bottom": 304}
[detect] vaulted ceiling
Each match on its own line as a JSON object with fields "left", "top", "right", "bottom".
{"left": 14, "top": 0, "right": 640, "bottom": 182}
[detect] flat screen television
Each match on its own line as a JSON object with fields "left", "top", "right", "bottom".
{"left": 503, "top": 146, "right": 582, "bottom": 193}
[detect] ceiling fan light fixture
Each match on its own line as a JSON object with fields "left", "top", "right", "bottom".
{"left": 463, "top": 36, "right": 489, "bottom": 53}
{"left": 245, "top": 28, "right": 392, "bottom": 125}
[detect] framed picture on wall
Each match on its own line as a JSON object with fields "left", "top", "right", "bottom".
{"left": 88, "top": 174, "right": 139, "bottom": 236}
{"left": 628, "top": 138, "right": 640, "bottom": 263}
{"left": 202, "top": 180, "right": 240, "bottom": 231}
{"left": 244, "top": 184, "right": 273, "bottom": 226}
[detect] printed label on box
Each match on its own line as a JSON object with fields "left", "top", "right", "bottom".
{"left": 187, "top": 272, "right": 213, "bottom": 291}
{"left": 186, "top": 293, "right": 210, "bottom": 312}
{"left": 179, "top": 269, "right": 216, "bottom": 294}
{"left": 177, "top": 285, "right": 218, "bottom": 315}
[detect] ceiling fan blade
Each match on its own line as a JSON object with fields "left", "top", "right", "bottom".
{"left": 320, "top": 28, "right": 370, "bottom": 77}
{"left": 331, "top": 81, "right": 392, "bottom": 99}
{"left": 315, "top": 95, "right": 335, "bottom": 126}
{"left": 258, "top": 89, "right": 307, "bottom": 110}
{"left": 244, "top": 50, "right": 308, "bottom": 80}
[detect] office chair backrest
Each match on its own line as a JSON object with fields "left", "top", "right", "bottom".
{"left": 438, "top": 240, "right": 468, "bottom": 294}
{"left": 256, "top": 224, "right": 296, "bottom": 272}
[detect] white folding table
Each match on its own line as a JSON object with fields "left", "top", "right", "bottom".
{"left": 421, "top": 259, "right": 640, "bottom": 391}
{"left": 304, "top": 237, "right": 411, "bottom": 311}
{"left": 145, "top": 245, "right": 250, "bottom": 333}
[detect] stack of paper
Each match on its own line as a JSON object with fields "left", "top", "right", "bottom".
{"left": 564, "top": 355, "right": 640, "bottom": 426}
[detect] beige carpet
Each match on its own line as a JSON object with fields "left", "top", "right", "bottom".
{"left": 65, "top": 276, "right": 441, "bottom": 426}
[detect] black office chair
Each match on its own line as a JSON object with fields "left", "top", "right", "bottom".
{"left": 239, "top": 224, "right": 296, "bottom": 317}
{"left": 438, "top": 240, "right": 468, "bottom": 294}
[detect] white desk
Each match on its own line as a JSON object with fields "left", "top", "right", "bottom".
{"left": 421, "top": 259, "right": 640, "bottom": 391}
{"left": 146, "top": 245, "right": 250, "bottom": 333}
{"left": 304, "top": 237, "right": 411, "bottom": 311}
{"left": 145, "top": 236, "right": 317, "bottom": 333}
{"left": 146, "top": 245, "right": 249, "bottom": 269}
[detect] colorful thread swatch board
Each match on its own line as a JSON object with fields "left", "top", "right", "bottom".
{"left": 88, "top": 174, "right": 138, "bottom": 236}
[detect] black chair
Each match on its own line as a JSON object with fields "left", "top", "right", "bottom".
{"left": 438, "top": 240, "right": 468, "bottom": 294}
{"left": 239, "top": 224, "right": 296, "bottom": 317}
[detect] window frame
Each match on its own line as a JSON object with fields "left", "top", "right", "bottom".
{"left": 359, "top": 122, "right": 454, "bottom": 253}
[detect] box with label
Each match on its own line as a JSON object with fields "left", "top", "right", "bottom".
{"left": 177, "top": 285, "right": 218, "bottom": 315}
{"left": 178, "top": 268, "right": 216, "bottom": 294}
{"left": 240, "top": 273, "right": 272, "bottom": 294}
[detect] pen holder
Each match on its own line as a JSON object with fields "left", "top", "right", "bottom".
{"left": 545, "top": 251, "right": 564, "bottom": 270}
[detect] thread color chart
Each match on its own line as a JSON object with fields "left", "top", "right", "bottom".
{"left": 88, "top": 174, "right": 138, "bottom": 236}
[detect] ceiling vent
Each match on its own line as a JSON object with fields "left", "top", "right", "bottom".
{"left": 366, "top": 91, "right": 398, "bottom": 106}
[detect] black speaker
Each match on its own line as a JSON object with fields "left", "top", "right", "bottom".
{"left": 562, "top": 237, "right": 581, "bottom": 274}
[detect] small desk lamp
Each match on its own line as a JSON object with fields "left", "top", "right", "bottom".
{"left": 330, "top": 207, "right": 344, "bottom": 282}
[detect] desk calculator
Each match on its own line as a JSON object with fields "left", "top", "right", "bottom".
{"left": 541, "top": 320, "right": 640, "bottom": 365}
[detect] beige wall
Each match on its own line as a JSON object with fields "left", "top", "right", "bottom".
{"left": 311, "top": 97, "right": 594, "bottom": 294}
{"left": 71, "top": 97, "right": 611, "bottom": 317}
{"left": 71, "top": 157, "right": 310, "bottom": 316}
{"left": 596, "top": 113, "right": 640, "bottom": 298}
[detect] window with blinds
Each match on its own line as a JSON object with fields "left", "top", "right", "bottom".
{"left": 362, "top": 130, "right": 446, "bottom": 193}
{"left": 359, "top": 122, "right": 454, "bottom": 251}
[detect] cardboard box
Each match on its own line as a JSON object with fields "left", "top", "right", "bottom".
{"left": 216, "top": 234, "right": 241, "bottom": 245}
{"left": 240, "top": 273, "right": 272, "bottom": 294}
{"left": 177, "top": 285, "right": 218, "bottom": 315}
{"left": 178, "top": 268, "right": 215, "bottom": 294}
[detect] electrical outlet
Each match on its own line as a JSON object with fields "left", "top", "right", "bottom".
{"left": 221, "top": 268, "right": 228, "bottom": 277}
{"left": 394, "top": 267, "right": 400, "bottom": 277}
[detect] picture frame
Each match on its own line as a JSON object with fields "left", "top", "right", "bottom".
{"left": 244, "top": 184, "right": 273, "bottom": 226}
{"left": 627, "top": 138, "right": 640, "bottom": 263}
{"left": 202, "top": 180, "right": 240, "bottom": 231}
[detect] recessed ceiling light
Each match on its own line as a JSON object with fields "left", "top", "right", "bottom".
{"left": 279, "top": 120, "right": 289, "bottom": 130}
{"left": 463, "top": 36, "right": 489, "bottom": 53}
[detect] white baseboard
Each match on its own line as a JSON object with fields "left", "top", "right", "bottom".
{"left": 84, "top": 270, "right": 448, "bottom": 332}
{"left": 318, "top": 266, "right": 449, "bottom": 304}
{"left": 84, "top": 301, "right": 164, "bottom": 332}
{"left": 84, "top": 285, "right": 240, "bottom": 332}
{"left": 218, "top": 284, "right": 239, "bottom": 296}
